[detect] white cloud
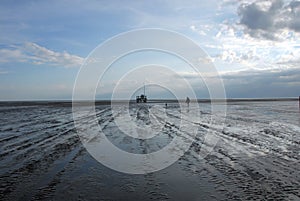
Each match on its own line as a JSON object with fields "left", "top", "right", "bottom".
{"left": 206, "top": 16, "right": 300, "bottom": 72}
{"left": 0, "top": 42, "right": 84, "bottom": 68}
{"left": 277, "top": 47, "right": 300, "bottom": 67}
{"left": 190, "top": 25, "right": 207, "bottom": 36}
{"left": 0, "top": 48, "right": 26, "bottom": 63}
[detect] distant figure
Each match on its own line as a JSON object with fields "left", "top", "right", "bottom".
{"left": 165, "top": 103, "right": 167, "bottom": 109}
{"left": 186, "top": 97, "right": 190, "bottom": 107}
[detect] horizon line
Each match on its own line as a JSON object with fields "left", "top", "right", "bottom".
{"left": 0, "top": 97, "right": 299, "bottom": 103}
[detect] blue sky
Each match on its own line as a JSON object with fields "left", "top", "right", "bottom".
{"left": 0, "top": 0, "right": 300, "bottom": 100}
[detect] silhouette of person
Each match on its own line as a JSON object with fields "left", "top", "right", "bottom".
{"left": 186, "top": 97, "right": 190, "bottom": 107}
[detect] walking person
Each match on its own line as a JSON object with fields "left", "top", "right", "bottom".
{"left": 186, "top": 97, "right": 190, "bottom": 107}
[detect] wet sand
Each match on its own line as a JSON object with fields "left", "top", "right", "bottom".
{"left": 0, "top": 101, "right": 299, "bottom": 200}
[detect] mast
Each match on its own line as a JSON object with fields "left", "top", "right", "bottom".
{"left": 143, "top": 83, "right": 145, "bottom": 95}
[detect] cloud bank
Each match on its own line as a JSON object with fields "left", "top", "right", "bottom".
{"left": 222, "top": 67, "right": 300, "bottom": 98}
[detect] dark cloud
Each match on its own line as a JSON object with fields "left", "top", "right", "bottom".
{"left": 239, "top": 3, "right": 273, "bottom": 30}
{"left": 238, "top": 0, "right": 300, "bottom": 40}
{"left": 221, "top": 67, "right": 300, "bottom": 98}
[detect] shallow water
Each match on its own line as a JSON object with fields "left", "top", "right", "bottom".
{"left": 0, "top": 101, "right": 299, "bottom": 200}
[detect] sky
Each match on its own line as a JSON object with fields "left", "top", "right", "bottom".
{"left": 0, "top": 0, "right": 300, "bottom": 100}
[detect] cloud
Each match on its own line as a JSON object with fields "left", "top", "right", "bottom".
{"left": 221, "top": 66, "right": 300, "bottom": 97}
{"left": 96, "top": 66, "right": 300, "bottom": 99}
{"left": 238, "top": 0, "right": 300, "bottom": 40}
{"left": 0, "top": 48, "right": 26, "bottom": 63}
{"left": 276, "top": 46, "right": 300, "bottom": 67}
{"left": 0, "top": 42, "right": 84, "bottom": 68}
{"left": 210, "top": 17, "right": 300, "bottom": 73}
